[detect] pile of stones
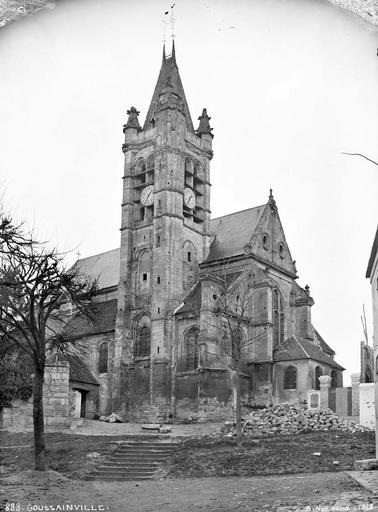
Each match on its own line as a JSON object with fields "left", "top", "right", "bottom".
{"left": 99, "top": 412, "right": 124, "bottom": 423}
{"left": 220, "top": 403, "right": 370, "bottom": 438}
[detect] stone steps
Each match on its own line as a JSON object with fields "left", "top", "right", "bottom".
{"left": 88, "top": 440, "right": 179, "bottom": 481}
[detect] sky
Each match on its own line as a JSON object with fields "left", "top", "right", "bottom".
{"left": 0, "top": 0, "right": 377, "bottom": 383}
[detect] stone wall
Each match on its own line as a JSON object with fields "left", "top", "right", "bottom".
{"left": 42, "top": 361, "right": 70, "bottom": 426}
{"left": 274, "top": 360, "right": 310, "bottom": 405}
{"left": 0, "top": 398, "right": 33, "bottom": 429}
{"left": 1, "top": 360, "right": 70, "bottom": 429}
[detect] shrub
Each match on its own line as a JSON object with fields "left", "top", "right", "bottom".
{"left": 0, "top": 352, "right": 33, "bottom": 408}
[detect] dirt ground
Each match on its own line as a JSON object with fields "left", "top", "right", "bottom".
{"left": 0, "top": 427, "right": 376, "bottom": 511}
{"left": 166, "top": 431, "right": 376, "bottom": 478}
{"left": 1, "top": 469, "right": 378, "bottom": 512}
{"left": 0, "top": 430, "right": 375, "bottom": 480}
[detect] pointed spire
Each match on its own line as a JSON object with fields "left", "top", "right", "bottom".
{"left": 268, "top": 188, "right": 277, "bottom": 213}
{"left": 143, "top": 46, "right": 195, "bottom": 132}
{"left": 196, "top": 108, "right": 214, "bottom": 138}
{"left": 123, "top": 106, "right": 142, "bottom": 132}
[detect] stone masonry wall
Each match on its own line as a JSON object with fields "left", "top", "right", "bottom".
{"left": 43, "top": 362, "right": 70, "bottom": 426}
{"left": 1, "top": 361, "right": 70, "bottom": 428}
{"left": 1, "top": 398, "right": 33, "bottom": 429}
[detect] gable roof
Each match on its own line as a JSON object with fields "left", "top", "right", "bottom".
{"left": 206, "top": 205, "right": 265, "bottom": 262}
{"left": 74, "top": 248, "right": 120, "bottom": 290}
{"left": 273, "top": 335, "right": 344, "bottom": 370}
{"left": 143, "top": 45, "right": 194, "bottom": 133}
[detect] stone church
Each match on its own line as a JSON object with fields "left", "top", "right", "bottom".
{"left": 66, "top": 43, "right": 344, "bottom": 422}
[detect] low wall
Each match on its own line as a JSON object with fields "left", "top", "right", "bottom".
{"left": 0, "top": 362, "right": 70, "bottom": 429}
{"left": 0, "top": 398, "right": 33, "bottom": 429}
{"left": 317, "top": 376, "right": 358, "bottom": 418}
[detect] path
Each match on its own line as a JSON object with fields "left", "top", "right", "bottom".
{"left": 1, "top": 470, "right": 378, "bottom": 512}
{"left": 2, "top": 419, "right": 224, "bottom": 438}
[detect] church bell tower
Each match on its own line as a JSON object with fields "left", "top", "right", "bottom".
{"left": 112, "top": 43, "right": 213, "bottom": 417}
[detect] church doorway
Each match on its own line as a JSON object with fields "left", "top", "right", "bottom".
{"left": 73, "top": 389, "right": 88, "bottom": 418}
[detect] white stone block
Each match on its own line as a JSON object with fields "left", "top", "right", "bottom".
{"left": 359, "top": 383, "right": 376, "bottom": 428}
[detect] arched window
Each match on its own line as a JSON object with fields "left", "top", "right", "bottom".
{"left": 315, "top": 366, "right": 323, "bottom": 390}
{"left": 135, "top": 326, "right": 151, "bottom": 358}
{"left": 184, "top": 158, "right": 193, "bottom": 187}
{"left": 98, "top": 343, "right": 108, "bottom": 373}
{"left": 221, "top": 329, "right": 244, "bottom": 361}
{"left": 221, "top": 333, "right": 231, "bottom": 357}
{"left": 183, "top": 158, "right": 204, "bottom": 224}
{"left": 135, "top": 158, "right": 146, "bottom": 176}
{"left": 273, "top": 289, "right": 285, "bottom": 347}
{"left": 330, "top": 370, "right": 338, "bottom": 388}
{"left": 134, "top": 156, "right": 154, "bottom": 222}
{"left": 146, "top": 155, "right": 154, "bottom": 179}
{"left": 284, "top": 366, "right": 297, "bottom": 389}
{"left": 181, "top": 328, "right": 199, "bottom": 371}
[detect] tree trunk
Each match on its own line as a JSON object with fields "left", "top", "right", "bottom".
{"left": 33, "top": 368, "right": 46, "bottom": 470}
{"left": 235, "top": 365, "right": 243, "bottom": 448}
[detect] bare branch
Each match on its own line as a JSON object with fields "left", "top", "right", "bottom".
{"left": 341, "top": 152, "right": 378, "bottom": 166}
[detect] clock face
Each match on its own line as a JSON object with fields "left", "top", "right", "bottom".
{"left": 184, "top": 187, "right": 196, "bottom": 209}
{"left": 140, "top": 185, "right": 154, "bottom": 206}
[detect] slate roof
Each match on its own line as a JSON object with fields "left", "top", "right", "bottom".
{"left": 174, "top": 281, "right": 202, "bottom": 316}
{"left": 207, "top": 205, "right": 265, "bottom": 262}
{"left": 314, "top": 329, "right": 335, "bottom": 356}
{"left": 62, "top": 299, "right": 117, "bottom": 338}
{"left": 273, "top": 335, "right": 344, "bottom": 370}
{"left": 74, "top": 248, "right": 120, "bottom": 290}
{"left": 67, "top": 355, "right": 99, "bottom": 386}
{"left": 45, "top": 352, "right": 99, "bottom": 386}
{"left": 143, "top": 45, "right": 194, "bottom": 133}
{"left": 74, "top": 206, "right": 266, "bottom": 288}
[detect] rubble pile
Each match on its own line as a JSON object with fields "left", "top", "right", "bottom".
{"left": 99, "top": 412, "right": 123, "bottom": 423}
{"left": 220, "top": 403, "right": 370, "bottom": 438}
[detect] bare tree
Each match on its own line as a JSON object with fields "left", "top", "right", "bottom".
{"left": 183, "top": 269, "right": 272, "bottom": 447}
{"left": 0, "top": 216, "right": 97, "bottom": 470}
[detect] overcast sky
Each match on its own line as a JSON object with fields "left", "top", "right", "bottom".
{"left": 0, "top": 0, "right": 377, "bottom": 383}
